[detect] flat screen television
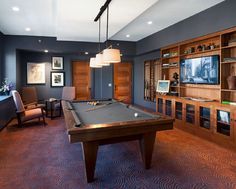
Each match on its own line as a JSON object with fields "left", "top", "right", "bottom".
{"left": 180, "top": 55, "right": 219, "bottom": 84}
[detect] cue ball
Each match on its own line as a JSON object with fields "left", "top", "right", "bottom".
{"left": 134, "top": 113, "right": 138, "bottom": 117}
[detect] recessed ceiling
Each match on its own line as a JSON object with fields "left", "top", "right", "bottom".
{"left": 0, "top": 0, "right": 225, "bottom": 42}
{"left": 111, "top": 0, "right": 225, "bottom": 41}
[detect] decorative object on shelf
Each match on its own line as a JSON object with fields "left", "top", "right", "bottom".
{"left": 50, "top": 72, "right": 65, "bottom": 87}
{"left": 227, "top": 76, "right": 236, "bottom": 90}
{"left": 223, "top": 57, "right": 236, "bottom": 62}
{"left": 190, "top": 47, "right": 195, "bottom": 53}
{"left": 162, "top": 63, "right": 169, "bottom": 68}
{"left": 202, "top": 45, "right": 206, "bottom": 51}
{"left": 197, "top": 45, "right": 202, "bottom": 52}
{"left": 210, "top": 43, "right": 215, "bottom": 50}
{"left": 163, "top": 53, "right": 170, "bottom": 58}
{"left": 0, "top": 78, "right": 13, "bottom": 95}
{"left": 52, "top": 56, "right": 64, "bottom": 70}
{"left": 169, "top": 62, "right": 178, "bottom": 67}
{"left": 172, "top": 72, "right": 179, "bottom": 86}
{"left": 169, "top": 91, "right": 178, "bottom": 96}
{"left": 27, "top": 63, "right": 46, "bottom": 84}
{"left": 170, "top": 52, "right": 178, "bottom": 57}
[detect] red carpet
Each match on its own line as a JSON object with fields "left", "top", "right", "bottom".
{"left": 0, "top": 117, "right": 236, "bottom": 189}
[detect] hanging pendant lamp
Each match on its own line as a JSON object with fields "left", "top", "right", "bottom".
{"left": 103, "top": 48, "right": 121, "bottom": 63}
{"left": 103, "top": 4, "right": 121, "bottom": 63}
{"left": 96, "top": 18, "right": 109, "bottom": 67}
{"left": 90, "top": 57, "right": 102, "bottom": 68}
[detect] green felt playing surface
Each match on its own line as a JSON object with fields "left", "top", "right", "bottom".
{"left": 70, "top": 100, "right": 160, "bottom": 126}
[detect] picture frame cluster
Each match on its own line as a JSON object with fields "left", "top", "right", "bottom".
{"left": 51, "top": 56, "right": 65, "bottom": 87}
{"left": 26, "top": 56, "right": 65, "bottom": 87}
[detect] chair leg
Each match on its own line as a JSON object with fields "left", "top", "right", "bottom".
{"left": 16, "top": 113, "right": 22, "bottom": 127}
{"left": 59, "top": 100, "right": 62, "bottom": 117}
{"left": 41, "top": 109, "right": 46, "bottom": 126}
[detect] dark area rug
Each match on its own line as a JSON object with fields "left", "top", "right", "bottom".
{"left": 0, "top": 117, "right": 236, "bottom": 189}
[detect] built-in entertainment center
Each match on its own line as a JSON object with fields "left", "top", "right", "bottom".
{"left": 157, "top": 26, "right": 236, "bottom": 148}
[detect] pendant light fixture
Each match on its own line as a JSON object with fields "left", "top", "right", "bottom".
{"left": 90, "top": 17, "right": 109, "bottom": 68}
{"left": 103, "top": 4, "right": 121, "bottom": 63}
{"left": 96, "top": 18, "right": 110, "bottom": 67}
{"left": 93, "top": 0, "right": 121, "bottom": 64}
{"left": 90, "top": 57, "right": 102, "bottom": 68}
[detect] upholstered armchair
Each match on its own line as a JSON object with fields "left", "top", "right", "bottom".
{"left": 61, "top": 87, "right": 76, "bottom": 101}
{"left": 21, "top": 87, "right": 45, "bottom": 109}
{"left": 12, "top": 90, "right": 46, "bottom": 127}
{"left": 56, "top": 86, "right": 76, "bottom": 115}
{"left": 45, "top": 87, "right": 75, "bottom": 118}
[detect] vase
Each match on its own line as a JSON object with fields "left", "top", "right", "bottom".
{"left": 227, "top": 76, "right": 236, "bottom": 90}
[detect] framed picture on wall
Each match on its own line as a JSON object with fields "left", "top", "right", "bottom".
{"left": 52, "top": 56, "right": 64, "bottom": 70}
{"left": 27, "top": 63, "right": 46, "bottom": 84}
{"left": 50, "top": 72, "right": 65, "bottom": 87}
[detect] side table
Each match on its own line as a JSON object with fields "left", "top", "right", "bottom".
{"left": 45, "top": 99, "right": 62, "bottom": 119}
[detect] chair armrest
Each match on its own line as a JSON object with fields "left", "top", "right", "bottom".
{"left": 24, "top": 102, "right": 37, "bottom": 109}
{"left": 16, "top": 110, "right": 24, "bottom": 114}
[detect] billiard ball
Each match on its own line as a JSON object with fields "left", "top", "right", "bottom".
{"left": 134, "top": 113, "right": 138, "bottom": 117}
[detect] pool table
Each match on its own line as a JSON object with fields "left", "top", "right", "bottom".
{"left": 62, "top": 99, "right": 174, "bottom": 182}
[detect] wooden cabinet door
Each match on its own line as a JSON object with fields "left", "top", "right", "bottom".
{"left": 184, "top": 100, "right": 198, "bottom": 127}
{"left": 114, "top": 63, "right": 132, "bottom": 104}
{"left": 213, "top": 105, "right": 234, "bottom": 140}
{"left": 72, "top": 61, "right": 91, "bottom": 100}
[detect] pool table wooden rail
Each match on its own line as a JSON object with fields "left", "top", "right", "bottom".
{"left": 62, "top": 100, "right": 173, "bottom": 143}
{"left": 62, "top": 100, "right": 174, "bottom": 182}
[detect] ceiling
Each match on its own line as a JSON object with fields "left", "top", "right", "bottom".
{"left": 0, "top": 0, "right": 225, "bottom": 42}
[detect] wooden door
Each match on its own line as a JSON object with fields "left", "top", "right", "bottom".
{"left": 114, "top": 62, "right": 132, "bottom": 104}
{"left": 72, "top": 61, "right": 91, "bottom": 100}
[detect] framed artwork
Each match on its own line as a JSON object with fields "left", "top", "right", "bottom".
{"left": 51, "top": 72, "right": 65, "bottom": 87}
{"left": 27, "top": 63, "right": 46, "bottom": 84}
{"left": 52, "top": 56, "right": 64, "bottom": 70}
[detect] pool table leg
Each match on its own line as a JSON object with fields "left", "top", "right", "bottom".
{"left": 81, "top": 141, "right": 99, "bottom": 183}
{"left": 139, "top": 132, "right": 156, "bottom": 169}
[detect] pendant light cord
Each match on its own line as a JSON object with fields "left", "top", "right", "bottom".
{"left": 106, "top": 5, "right": 109, "bottom": 48}
{"left": 98, "top": 18, "right": 101, "bottom": 52}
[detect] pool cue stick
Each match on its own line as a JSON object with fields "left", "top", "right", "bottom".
{"left": 85, "top": 99, "right": 124, "bottom": 112}
{"left": 86, "top": 103, "right": 111, "bottom": 112}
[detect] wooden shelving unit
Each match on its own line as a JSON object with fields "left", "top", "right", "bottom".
{"left": 221, "top": 30, "right": 236, "bottom": 102}
{"left": 156, "top": 26, "right": 236, "bottom": 148}
{"left": 158, "top": 27, "right": 236, "bottom": 103}
{"left": 161, "top": 45, "right": 180, "bottom": 97}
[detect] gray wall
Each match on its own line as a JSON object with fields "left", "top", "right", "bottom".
{"left": 19, "top": 51, "right": 92, "bottom": 100}
{"left": 3, "top": 35, "right": 99, "bottom": 90}
{"left": 3, "top": 35, "right": 136, "bottom": 98}
{"left": 137, "top": 0, "right": 236, "bottom": 55}
{"left": 11, "top": 40, "right": 135, "bottom": 100}
{"left": 133, "top": 0, "right": 236, "bottom": 110}
{"left": 0, "top": 32, "right": 4, "bottom": 83}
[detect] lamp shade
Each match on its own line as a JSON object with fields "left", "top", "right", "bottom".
{"left": 103, "top": 48, "right": 121, "bottom": 63}
{"left": 96, "top": 53, "right": 110, "bottom": 66}
{"left": 90, "top": 57, "right": 102, "bottom": 68}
